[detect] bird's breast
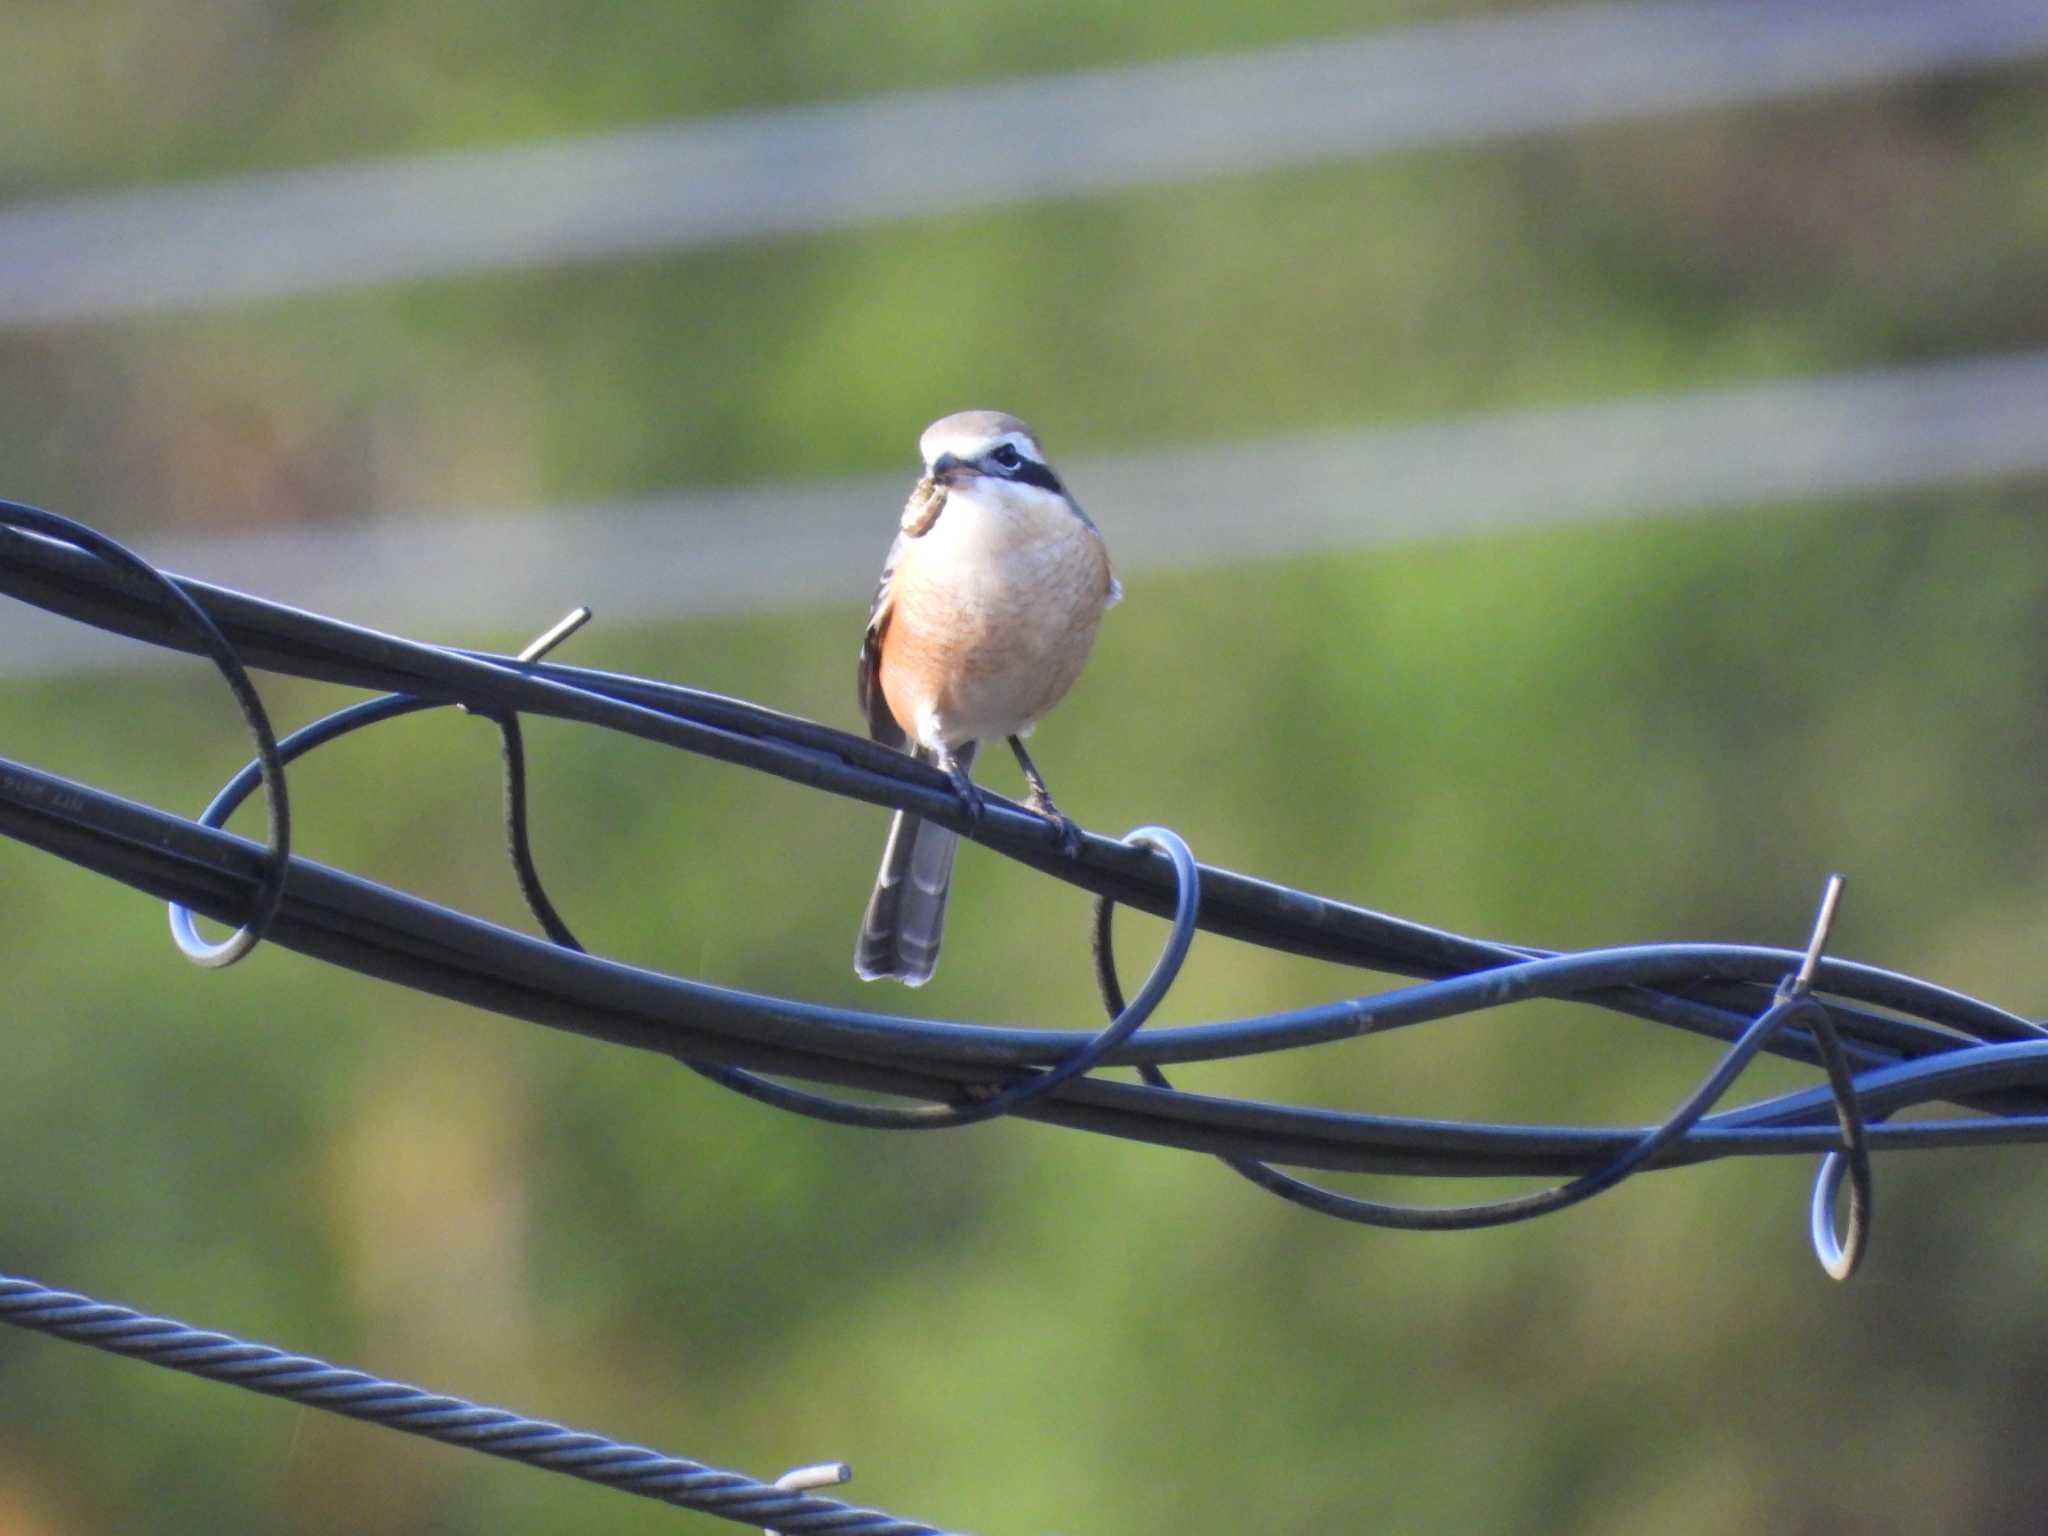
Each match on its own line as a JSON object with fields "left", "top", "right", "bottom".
{"left": 882, "top": 485, "right": 1113, "bottom": 744}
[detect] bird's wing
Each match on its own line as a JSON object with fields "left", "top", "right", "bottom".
{"left": 857, "top": 530, "right": 909, "bottom": 748}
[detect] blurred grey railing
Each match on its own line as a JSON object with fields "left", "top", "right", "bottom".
{"left": 2, "top": 0, "right": 2045, "bottom": 325}
{"left": 5, "top": 349, "right": 2046, "bottom": 677}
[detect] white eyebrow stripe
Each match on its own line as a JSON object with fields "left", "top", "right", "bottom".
{"left": 922, "top": 428, "right": 1045, "bottom": 466}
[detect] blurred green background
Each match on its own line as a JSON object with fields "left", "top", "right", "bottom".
{"left": 5, "top": 4, "right": 2048, "bottom": 1533}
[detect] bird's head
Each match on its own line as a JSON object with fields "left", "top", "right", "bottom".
{"left": 919, "top": 411, "right": 1066, "bottom": 497}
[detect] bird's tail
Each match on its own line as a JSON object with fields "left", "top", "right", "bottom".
{"left": 854, "top": 742, "right": 975, "bottom": 986}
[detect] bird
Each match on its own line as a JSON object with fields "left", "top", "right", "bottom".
{"left": 854, "top": 410, "right": 1120, "bottom": 986}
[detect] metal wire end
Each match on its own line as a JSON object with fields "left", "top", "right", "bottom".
{"left": 773, "top": 1461, "right": 852, "bottom": 1492}
{"left": 1788, "top": 872, "right": 1846, "bottom": 999}
{"left": 518, "top": 605, "right": 593, "bottom": 664}
{"left": 765, "top": 1461, "right": 852, "bottom": 1534}
{"left": 461, "top": 605, "right": 593, "bottom": 715}
{"left": 1772, "top": 873, "right": 1872, "bottom": 1281}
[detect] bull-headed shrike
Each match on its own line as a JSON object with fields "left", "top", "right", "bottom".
{"left": 854, "top": 411, "right": 1119, "bottom": 985}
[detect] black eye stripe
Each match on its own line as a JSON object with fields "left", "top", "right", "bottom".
{"left": 1007, "top": 459, "right": 1064, "bottom": 495}
{"left": 953, "top": 442, "right": 1062, "bottom": 494}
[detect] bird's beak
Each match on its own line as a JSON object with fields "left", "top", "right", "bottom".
{"left": 927, "top": 452, "right": 965, "bottom": 484}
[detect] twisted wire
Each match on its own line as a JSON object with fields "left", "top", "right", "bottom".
{"left": 5, "top": 500, "right": 2048, "bottom": 1276}
{"left": 0, "top": 503, "right": 290, "bottom": 966}
{"left": 1092, "top": 878, "right": 1877, "bottom": 1275}
{"left": 0, "top": 1276, "right": 951, "bottom": 1534}
{"left": 9, "top": 496, "right": 2048, "bottom": 1527}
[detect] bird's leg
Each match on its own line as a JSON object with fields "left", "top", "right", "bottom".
{"left": 1008, "top": 735, "right": 1082, "bottom": 856}
{"left": 933, "top": 742, "right": 983, "bottom": 831}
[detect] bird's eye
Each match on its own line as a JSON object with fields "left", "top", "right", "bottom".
{"left": 989, "top": 444, "right": 1024, "bottom": 470}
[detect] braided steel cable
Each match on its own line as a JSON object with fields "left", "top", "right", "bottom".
{"left": 0, "top": 1277, "right": 950, "bottom": 1534}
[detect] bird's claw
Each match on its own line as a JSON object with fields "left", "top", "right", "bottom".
{"left": 1027, "top": 794, "right": 1084, "bottom": 857}
{"left": 946, "top": 761, "right": 984, "bottom": 831}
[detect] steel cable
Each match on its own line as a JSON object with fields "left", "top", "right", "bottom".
{"left": 0, "top": 1277, "right": 952, "bottom": 1534}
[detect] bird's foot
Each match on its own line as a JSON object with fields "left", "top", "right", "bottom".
{"left": 943, "top": 755, "right": 984, "bottom": 831}
{"left": 1007, "top": 735, "right": 1080, "bottom": 856}
{"left": 1026, "top": 792, "right": 1084, "bottom": 857}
